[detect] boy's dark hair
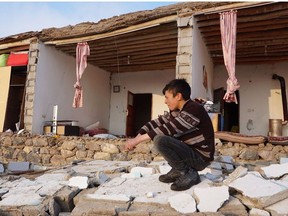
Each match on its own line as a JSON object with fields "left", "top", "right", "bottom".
{"left": 162, "top": 79, "right": 191, "bottom": 100}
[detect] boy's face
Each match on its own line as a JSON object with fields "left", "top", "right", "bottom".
{"left": 164, "top": 90, "right": 181, "bottom": 111}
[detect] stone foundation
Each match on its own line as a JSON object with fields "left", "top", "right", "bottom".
{"left": 1, "top": 132, "right": 288, "bottom": 167}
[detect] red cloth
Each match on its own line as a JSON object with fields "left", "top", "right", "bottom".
{"left": 220, "top": 10, "right": 240, "bottom": 104}
{"left": 73, "top": 42, "right": 90, "bottom": 108}
{"left": 6, "top": 53, "right": 28, "bottom": 66}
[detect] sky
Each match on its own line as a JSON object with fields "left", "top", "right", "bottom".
{"left": 0, "top": 1, "right": 180, "bottom": 38}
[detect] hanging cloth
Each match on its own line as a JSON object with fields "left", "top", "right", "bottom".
{"left": 220, "top": 10, "right": 240, "bottom": 104}
{"left": 73, "top": 42, "right": 90, "bottom": 108}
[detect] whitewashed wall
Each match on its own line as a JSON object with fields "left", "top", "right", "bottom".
{"left": 214, "top": 62, "right": 288, "bottom": 136}
{"left": 191, "top": 19, "right": 214, "bottom": 101}
{"left": 109, "top": 69, "right": 175, "bottom": 135}
{"left": 33, "top": 43, "right": 110, "bottom": 134}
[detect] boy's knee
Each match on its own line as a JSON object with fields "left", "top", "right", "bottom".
{"left": 153, "top": 134, "right": 165, "bottom": 145}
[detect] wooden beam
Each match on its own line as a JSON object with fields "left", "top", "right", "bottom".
{"left": 0, "top": 38, "right": 36, "bottom": 50}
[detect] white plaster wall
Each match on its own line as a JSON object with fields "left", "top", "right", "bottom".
{"left": 191, "top": 19, "right": 214, "bottom": 101}
{"left": 109, "top": 69, "right": 175, "bottom": 135}
{"left": 214, "top": 62, "right": 288, "bottom": 136}
{"left": 33, "top": 43, "right": 110, "bottom": 134}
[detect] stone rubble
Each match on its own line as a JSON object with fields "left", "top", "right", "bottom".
{"left": 0, "top": 158, "right": 286, "bottom": 215}
{"left": 0, "top": 133, "right": 288, "bottom": 215}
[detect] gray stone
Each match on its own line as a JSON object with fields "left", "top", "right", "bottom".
{"left": 7, "top": 161, "right": 30, "bottom": 172}
{"left": 0, "top": 188, "right": 9, "bottom": 196}
{"left": 0, "top": 164, "right": 4, "bottom": 173}
{"left": 54, "top": 186, "right": 80, "bottom": 212}
{"left": 49, "top": 198, "right": 61, "bottom": 216}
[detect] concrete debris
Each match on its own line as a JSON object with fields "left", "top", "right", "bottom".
{"left": 0, "top": 158, "right": 288, "bottom": 215}
{"left": 260, "top": 162, "right": 288, "bottom": 178}
{"left": 193, "top": 185, "right": 229, "bottom": 212}
{"left": 68, "top": 176, "right": 88, "bottom": 189}
{"left": 223, "top": 165, "right": 248, "bottom": 185}
{"left": 280, "top": 157, "right": 288, "bottom": 164}
{"left": 249, "top": 208, "right": 270, "bottom": 216}
{"left": 265, "top": 197, "right": 288, "bottom": 215}
{"left": 218, "top": 196, "right": 248, "bottom": 216}
{"left": 229, "top": 172, "right": 288, "bottom": 208}
{"left": 168, "top": 193, "right": 197, "bottom": 214}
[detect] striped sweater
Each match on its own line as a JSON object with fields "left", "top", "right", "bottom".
{"left": 138, "top": 99, "right": 215, "bottom": 161}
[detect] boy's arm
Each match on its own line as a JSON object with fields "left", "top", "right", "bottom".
{"left": 125, "top": 133, "right": 150, "bottom": 151}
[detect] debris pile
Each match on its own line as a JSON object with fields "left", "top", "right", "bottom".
{"left": 0, "top": 157, "right": 287, "bottom": 215}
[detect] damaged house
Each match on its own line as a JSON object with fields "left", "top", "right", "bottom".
{"left": 1, "top": 1, "right": 288, "bottom": 137}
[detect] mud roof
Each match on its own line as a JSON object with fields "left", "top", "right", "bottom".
{"left": 39, "top": 2, "right": 230, "bottom": 42}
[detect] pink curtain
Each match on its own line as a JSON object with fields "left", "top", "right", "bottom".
{"left": 220, "top": 10, "right": 240, "bottom": 104}
{"left": 73, "top": 42, "right": 90, "bottom": 108}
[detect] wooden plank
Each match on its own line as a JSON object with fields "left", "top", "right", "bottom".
{"left": 0, "top": 67, "right": 11, "bottom": 132}
{"left": 0, "top": 38, "right": 36, "bottom": 50}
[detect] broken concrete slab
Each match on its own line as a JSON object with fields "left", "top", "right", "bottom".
{"left": 223, "top": 166, "right": 248, "bottom": 186}
{"left": 260, "top": 163, "right": 288, "bottom": 178}
{"left": 68, "top": 176, "right": 88, "bottom": 189}
{"left": 168, "top": 193, "right": 196, "bottom": 214}
{"left": 193, "top": 185, "right": 229, "bottom": 212}
{"left": 229, "top": 172, "right": 288, "bottom": 208}
{"left": 218, "top": 196, "right": 248, "bottom": 216}
{"left": 265, "top": 197, "right": 288, "bottom": 216}
{"left": 70, "top": 160, "right": 138, "bottom": 175}
{"left": 249, "top": 208, "right": 270, "bottom": 216}
{"left": 130, "top": 166, "right": 155, "bottom": 177}
{"left": 280, "top": 157, "right": 288, "bottom": 164}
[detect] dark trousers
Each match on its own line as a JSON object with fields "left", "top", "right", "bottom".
{"left": 153, "top": 134, "right": 209, "bottom": 172}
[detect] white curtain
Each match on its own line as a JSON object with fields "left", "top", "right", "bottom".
{"left": 220, "top": 10, "right": 240, "bottom": 104}
{"left": 73, "top": 42, "right": 90, "bottom": 108}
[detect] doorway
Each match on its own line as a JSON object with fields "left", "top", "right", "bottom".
{"left": 3, "top": 66, "right": 27, "bottom": 131}
{"left": 126, "top": 92, "right": 152, "bottom": 137}
{"left": 214, "top": 87, "right": 239, "bottom": 132}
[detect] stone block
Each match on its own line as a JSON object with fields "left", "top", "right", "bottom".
{"left": 177, "top": 53, "right": 192, "bottom": 65}
{"left": 178, "top": 27, "right": 192, "bottom": 37}
{"left": 0, "top": 164, "right": 4, "bottom": 173}
{"left": 54, "top": 186, "right": 80, "bottom": 212}
{"left": 7, "top": 161, "right": 30, "bottom": 172}
{"left": 178, "top": 37, "right": 193, "bottom": 47}
{"left": 177, "top": 16, "right": 192, "bottom": 27}
{"left": 177, "top": 65, "right": 191, "bottom": 75}
{"left": 94, "top": 152, "right": 111, "bottom": 160}
{"left": 101, "top": 143, "right": 119, "bottom": 154}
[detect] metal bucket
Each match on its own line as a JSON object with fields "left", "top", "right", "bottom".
{"left": 269, "top": 119, "right": 282, "bottom": 137}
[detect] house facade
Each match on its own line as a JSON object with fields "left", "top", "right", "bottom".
{"left": 0, "top": 2, "right": 288, "bottom": 137}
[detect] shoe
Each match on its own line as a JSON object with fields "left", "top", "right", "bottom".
{"left": 170, "top": 169, "right": 200, "bottom": 191}
{"left": 159, "top": 168, "right": 182, "bottom": 183}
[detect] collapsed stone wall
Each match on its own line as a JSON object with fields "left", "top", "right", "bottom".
{"left": 1, "top": 132, "right": 288, "bottom": 167}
